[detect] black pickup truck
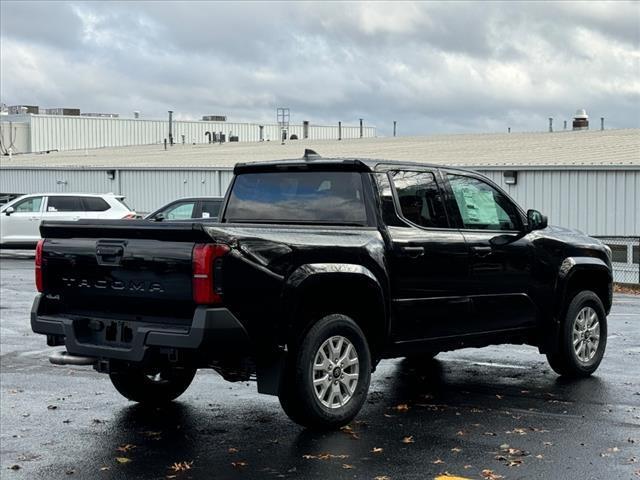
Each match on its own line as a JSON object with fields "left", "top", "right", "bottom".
{"left": 32, "top": 154, "right": 613, "bottom": 428}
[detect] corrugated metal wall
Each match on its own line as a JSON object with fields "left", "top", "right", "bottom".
{"left": 7, "top": 115, "right": 375, "bottom": 153}
{"left": 0, "top": 167, "right": 638, "bottom": 235}
{"left": 478, "top": 169, "right": 640, "bottom": 236}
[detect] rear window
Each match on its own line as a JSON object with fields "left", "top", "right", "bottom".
{"left": 224, "top": 172, "right": 367, "bottom": 225}
{"left": 82, "top": 197, "right": 110, "bottom": 212}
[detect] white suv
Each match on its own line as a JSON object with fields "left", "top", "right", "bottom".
{"left": 0, "top": 193, "right": 136, "bottom": 248}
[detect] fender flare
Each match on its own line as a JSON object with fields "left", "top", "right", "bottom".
{"left": 282, "top": 262, "right": 388, "bottom": 341}
{"left": 557, "top": 256, "right": 612, "bottom": 308}
{"left": 543, "top": 256, "right": 612, "bottom": 353}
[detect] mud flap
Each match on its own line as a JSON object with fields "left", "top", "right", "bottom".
{"left": 256, "top": 351, "right": 286, "bottom": 396}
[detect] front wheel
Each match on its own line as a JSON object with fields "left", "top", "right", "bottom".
{"left": 109, "top": 366, "right": 196, "bottom": 404}
{"left": 547, "top": 290, "right": 607, "bottom": 377}
{"left": 279, "top": 314, "right": 371, "bottom": 429}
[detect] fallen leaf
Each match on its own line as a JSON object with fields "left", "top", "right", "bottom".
{"left": 47, "top": 405, "right": 58, "bottom": 410}
{"left": 432, "top": 458, "right": 445, "bottom": 464}
{"left": 9, "top": 465, "right": 21, "bottom": 470}
{"left": 340, "top": 425, "right": 360, "bottom": 439}
{"left": 228, "top": 448, "right": 239, "bottom": 454}
{"left": 435, "top": 476, "right": 472, "bottom": 480}
{"left": 374, "top": 476, "right": 391, "bottom": 480}
{"left": 495, "top": 395, "right": 503, "bottom": 400}
{"left": 115, "top": 457, "right": 131, "bottom": 464}
{"left": 169, "top": 461, "right": 193, "bottom": 472}
{"left": 372, "top": 447, "right": 384, "bottom": 454}
{"left": 231, "top": 461, "right": 247, "bottom": 469}
{"left": 342, "top": 464, "right": 354, "bottom": 469}
{"left": 99, "top": 467, "right": 110, "bottom": 471}
{"left": 393, "top": 403, "right": 410, "bottom": 412}
{"left": 481, "top": 469, "right": 504, "bottom": 480}
{"left": 535, "top": 454, "right": 544, "bottom": 459}
{"left": 116, "top": 444, "right": 136, "bottom": 453}
{"left": 451, "top": 447, "right": 462, "bottom": 453}
{"left": 303, "top": 453, "right": 349, "bottom": 460}
{"left": 402, "top": 436, "right": 414, "bottom": 444}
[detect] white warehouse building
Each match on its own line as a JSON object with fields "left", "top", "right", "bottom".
{"left": 0, "top": 113, "right": 376, "bottom": 154}
{"left": 0, "top": 127, "right": 638, "bottom": 283}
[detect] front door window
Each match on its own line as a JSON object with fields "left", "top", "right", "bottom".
{"left": 447, "top": 174, "right": 521, "bottom": 231}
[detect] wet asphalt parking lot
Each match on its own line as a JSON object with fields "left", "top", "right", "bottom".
{"left": 1, "top": 251, "right": 639, "bottom": 480}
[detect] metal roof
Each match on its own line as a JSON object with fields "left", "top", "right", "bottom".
{"left": 1, "top": 128, "right": 638, "bottom": 170}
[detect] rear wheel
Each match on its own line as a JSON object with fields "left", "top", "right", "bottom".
{"left": 109, "top": 366, "right": 196, "bottom": 404}
{"left": 547, "top": 290, "right": 607, "bottom": 377}
{"left": 279, "top": 314, "right": 371, "bottom": 429}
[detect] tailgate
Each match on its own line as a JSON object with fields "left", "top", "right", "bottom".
{"left": 40, "top": 220, "right": 210, "bottom": 323}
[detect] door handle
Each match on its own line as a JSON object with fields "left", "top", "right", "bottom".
{"left": 471, "top": 246, "right": 492, "bottom": 257}
{"left": 400, "top": 245, "right": 425, "bottom": 258}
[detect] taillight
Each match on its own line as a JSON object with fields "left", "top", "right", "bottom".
{"left": 122, "top": 213, "right": 137, "bottom": 219}
{"left": 35, "top": 239, "right": 45, "bottom": 292}
{"left": 192, "top": 244, "right": 229, "bottom": 304}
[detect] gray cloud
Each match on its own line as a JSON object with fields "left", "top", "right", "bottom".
{"left": 1, "top": 0, "right": 638, "bottom": 135}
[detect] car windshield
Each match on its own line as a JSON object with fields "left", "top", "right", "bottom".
{"left": 224, "top": 171, "right": 367, "bottom": 225}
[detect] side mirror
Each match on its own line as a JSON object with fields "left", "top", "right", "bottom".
{"left": 526, "top": 209, "right": 548, "bottom": 232}
{"left": 153, "top": 213, "right": 165, "bottom": 222}
{"left": 4, "top": 206, "right": 14, "bottom": 216}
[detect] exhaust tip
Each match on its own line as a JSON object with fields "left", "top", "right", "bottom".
{"left": 49, "top": 350, "right": 95, "bottom": 366}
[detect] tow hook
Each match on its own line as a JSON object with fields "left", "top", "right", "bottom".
{"left": 49, "top": 350, "right": 96, "bottom": 366}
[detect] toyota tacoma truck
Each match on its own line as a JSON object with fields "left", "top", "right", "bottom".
{"left": 31, "top": 153, "right": 613, "bottom": 429}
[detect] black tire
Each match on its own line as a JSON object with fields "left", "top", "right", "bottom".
{"left": 279, "top": 314, "right": 371, "bottom": 430}
{"left": 109, "top": 367, "right": 196, "bottom": 404}
{"left": 546, "top": 290, "right": 607, "bottom": 378}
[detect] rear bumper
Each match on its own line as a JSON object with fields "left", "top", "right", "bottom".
{"left": 31, "top": 294, "right": 250, "bottom": 363}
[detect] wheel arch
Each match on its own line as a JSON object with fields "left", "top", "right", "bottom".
{"left": 543, "top": 256, "right": 612, "bottom": 354}
{"left": 282, "top": 263, "right": 388, "bottom": 359}
{"left": 557, "top": 257, "right": 612, "bottom": 316}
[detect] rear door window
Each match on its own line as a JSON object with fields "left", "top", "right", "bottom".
{"left": 390, "top": 170, "right": 448, "bottom": 228}
{"left": 200, "top": 200, "right": 222, "bottom": 219}
{"left": 47, "top": 196, "right": 83, "bottom": 212}
{"left": 224, "top": 171, "right": 367, "bottom": 225}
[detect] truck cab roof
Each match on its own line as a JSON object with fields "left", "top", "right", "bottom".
{"left": 233, "top": 155, "right": 472, "bottom": 175}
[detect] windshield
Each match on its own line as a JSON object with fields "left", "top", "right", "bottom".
{"left": 224, "top": 171, "right": 368, "bottom": 225}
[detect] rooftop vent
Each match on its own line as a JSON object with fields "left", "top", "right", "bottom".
{"left": 572, "top": 109, "right": 589, "bottom": 130}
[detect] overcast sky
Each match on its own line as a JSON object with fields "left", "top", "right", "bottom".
{"left": 1, "top": 1, "right": 638, "bottom": 136}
